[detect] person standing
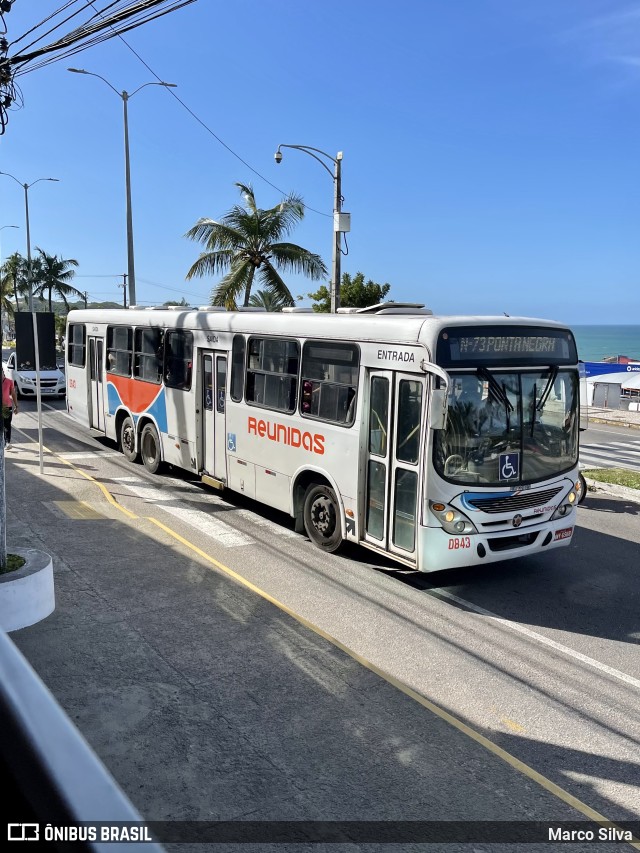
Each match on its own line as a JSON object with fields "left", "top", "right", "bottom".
{"left": 2, "top": 367, "right": 18, "bottom": 449}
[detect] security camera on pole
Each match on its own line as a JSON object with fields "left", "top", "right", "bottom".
{"left": 274, "top": 145, "right": 350, "bottom": 313}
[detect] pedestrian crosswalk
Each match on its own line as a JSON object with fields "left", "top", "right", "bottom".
{"left": 112, "top": 476, "right": 299, "bottom": 548}
{"left": 580, "top": 438, "right": 640, "bottom": 472}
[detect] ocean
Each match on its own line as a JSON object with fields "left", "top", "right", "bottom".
{"left": 570, "top": 326, "right": 640, "bottom": 363}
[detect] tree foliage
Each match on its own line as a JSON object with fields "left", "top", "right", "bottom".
{"left": 248, "top": 289, "right": 291, "bottom": 312}
{"left": 185, "top": 183, "right": 327, "bottom": 310}
{"left": 307, "top": 271, "right": 391, "bottom": 313}
{"left": 33, "top": 248, "right": 83, "bottom": 312}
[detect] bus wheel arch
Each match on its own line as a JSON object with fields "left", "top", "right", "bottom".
{"left": 118, "top": 411, "right": 138, "bottom": 463}
{"left": 139, "top": 418, "right": 163, "bottom": 475}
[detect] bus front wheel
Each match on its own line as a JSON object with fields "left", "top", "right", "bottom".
{"left": 303, "top": 484, "right": 342, "bottom": 553}
{"left": 140, "top": 423, "right": 162, "bottom": 474}
{"left": 120, "top": 417, "right": 138, "bottom": 463}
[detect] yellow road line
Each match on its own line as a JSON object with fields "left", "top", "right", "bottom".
{"left": 146, "top": 517, "right": 639, "bottom": 849}
{"left": 12, "top": 428, "right": 138, "bottom": 520}
{"left": 10, "top": 428, "right": 639, "bottom": 847}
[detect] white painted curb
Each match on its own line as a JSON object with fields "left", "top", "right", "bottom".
{"left": 0, "top": 548, "right": 55, "bottom": 633}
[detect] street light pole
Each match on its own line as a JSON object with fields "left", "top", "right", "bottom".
{"left": 0, "top": 172, "right": 59, "bottom": 476}
{"left": 122, "top": 91, "right": 136, "bottom": 307}
{"left": 68, "top": 69, "right": 177, "bottom": 308}
{"left": 274, "top": 144, "right": 348, "bottom": 313}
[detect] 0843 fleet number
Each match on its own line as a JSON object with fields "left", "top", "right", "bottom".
{"left": 448, "top": 536, "right": 471, "bottom": 550}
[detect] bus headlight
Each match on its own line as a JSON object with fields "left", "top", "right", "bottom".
{"left": 551, "top": 498, "right": 575, "bottom": 520}
{"left": 429, "top": 501, "right": 478, "bottom": 535}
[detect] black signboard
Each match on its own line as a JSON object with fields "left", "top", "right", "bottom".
{"left": 15, "top": 312, "right": 57, "bottom": 370}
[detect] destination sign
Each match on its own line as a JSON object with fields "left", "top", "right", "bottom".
{"left": 437, "top": 326, "right": 577, "bottom": 367}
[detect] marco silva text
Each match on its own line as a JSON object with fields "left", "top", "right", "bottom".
{"left": 549, "top": 826, "right": 634, "bottom": 842}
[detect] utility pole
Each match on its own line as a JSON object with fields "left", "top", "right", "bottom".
{"left": 84, "top": 292, "right": 88, "bottom": 309}
{"left": 120, "top": 274, "right": 128, "bottom": 308}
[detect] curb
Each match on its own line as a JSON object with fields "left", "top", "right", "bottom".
{"left": 583, "top": 477, "right": 640, "bottom": 506}
{"left": 587, "top": 417, "right": 640, "bottom": 430}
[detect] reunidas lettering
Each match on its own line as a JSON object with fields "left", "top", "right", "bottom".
{"left": 377, "top": 349, "right": 415, "bottom": 363}
{"left": 248, "top": 417, "right": 325, "bottom": 455}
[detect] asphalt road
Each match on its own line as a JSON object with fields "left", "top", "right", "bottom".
{"left": 580, "top": 423, "right": 640, "bottom": 472}
{"left": 6, "top": 398, "right": 640, "bottom": 851}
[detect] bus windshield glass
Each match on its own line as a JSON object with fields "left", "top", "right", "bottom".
{"left": 433, "top": 368, "right": 579, "bottom": 485}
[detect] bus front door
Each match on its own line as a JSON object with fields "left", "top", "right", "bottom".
{"left": 364, "top": 371, "right": 424, "bottom": 563}
{"left": 88, "top": 336, "right": 105, "bottom": 432}
{"left": 201, "top": 351, "right": 228, "bottom": 483}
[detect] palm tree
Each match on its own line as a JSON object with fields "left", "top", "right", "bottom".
{"left": 185, "top": 182, "right": 327, "bottom": 309}
{"left": 248, "top": 288, "right": 290, "bottom": 312}
{"left": 33, "top": 248, "right": 82, "bottom": 312}
{"left": 1, "top": 251, "right": 28, "bottom": 312}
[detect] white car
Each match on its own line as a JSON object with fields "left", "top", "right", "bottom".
{"left": 3, "top": 352, "right": 66, "bottom": 399}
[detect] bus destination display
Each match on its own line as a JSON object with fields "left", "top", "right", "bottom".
{"left": 437, "top": 327, "right": 576, "bottom": 366}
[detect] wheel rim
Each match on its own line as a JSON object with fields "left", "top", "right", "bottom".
{"left": 310, "top": 495, "right": 336, "bottom": 539}
{"left": 122, "top": 424, "right": 134, "bottom": 454}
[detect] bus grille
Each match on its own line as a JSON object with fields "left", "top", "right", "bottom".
{"left": 466, "top": 487, "right": 563, "bottom": 514}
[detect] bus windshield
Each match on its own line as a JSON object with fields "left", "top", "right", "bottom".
{"left": 434, "top": 368, "right": 579, "bottom": 486}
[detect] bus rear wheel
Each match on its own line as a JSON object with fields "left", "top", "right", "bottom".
{"left": 140, "top": 423, "right": 162, "bottom": 474}
{"left": 303, "top": 484, "right": 342, "bottom": 552}
{"left": 120, "top": 417, "right": 138, "bottom": 463}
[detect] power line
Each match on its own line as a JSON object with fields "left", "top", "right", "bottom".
{"left": 85, "top": 2, "right": 332, "bottom": 218}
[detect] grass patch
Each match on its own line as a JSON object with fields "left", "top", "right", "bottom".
{"left": 582, "top": 468, "right": 640, "bottom": 491}
{"left": 0, "top": 553, "right": 26, "bottom": 575}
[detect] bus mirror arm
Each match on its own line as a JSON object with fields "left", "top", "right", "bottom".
{"left": 420, "top": 360, "right": 450, "bottom": 430}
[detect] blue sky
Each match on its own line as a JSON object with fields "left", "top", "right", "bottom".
{"left": 1, "top": 0, "right": 639, "bottom": 324}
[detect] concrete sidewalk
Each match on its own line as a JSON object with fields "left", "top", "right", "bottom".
{"left": 3, "top": 440, "right": 612, "bottom": 848}
{"left": 588, "top": 406, "right": 640, "bottom": 429}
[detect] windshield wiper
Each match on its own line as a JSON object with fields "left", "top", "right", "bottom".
{"left": 530, "top": 366, "right": 559, "bottom": 436}
{"left": 536, "top": 365, "right": 558, "bottom": 412}
{"left": 477, "top": 368, "right": 513, "bottom": 411}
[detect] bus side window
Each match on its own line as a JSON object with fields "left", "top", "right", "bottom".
{"left": 301, "top": 341, "right": 360, "bottom": 426}
{"left": 68, "top": 323, "right": 86, "bottom": 367}
{"left": 164, "top": 329, "right": 193, "bottom": 391}
{"left": 106, "top": 326, "right": 133, "bottom": 377}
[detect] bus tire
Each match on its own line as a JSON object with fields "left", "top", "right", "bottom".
{"left": 578, "top": 472, "right": 587, "bottom": 505}
{"left": 303, "top": 484, "right": 342, "bottom": 553}
{"left": 140, "top": 423, "right": 162, "bottom": 475}
{"left": 120, "top": 416, "right": 138, "bottom": 463}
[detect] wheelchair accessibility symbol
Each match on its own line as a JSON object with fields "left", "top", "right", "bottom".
{"left": 227, "top": 433, "right": 236, "bottom": 453}
{"left": 499, "top": 452, "right": 520, "bottom": 481}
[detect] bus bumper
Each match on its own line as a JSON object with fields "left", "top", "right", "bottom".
{"left": 418, "top": 513, "right": 576, "bottom": 572}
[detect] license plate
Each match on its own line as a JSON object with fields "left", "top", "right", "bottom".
{"left": 554, "top": 527, "right": 573, "bottom": 541}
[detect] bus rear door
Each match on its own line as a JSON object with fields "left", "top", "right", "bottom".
{"left": 364, "top": 371, "right": 425, "bottom": 563}
{"left": 87, "top": 336, "right": 105, "bottom": 432}
{"left": 201, "top": 351, "right": 228, "bottom": 484}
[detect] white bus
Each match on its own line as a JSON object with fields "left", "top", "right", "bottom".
{"left": 66, "top": 303, "right": 582, "bottom": 572}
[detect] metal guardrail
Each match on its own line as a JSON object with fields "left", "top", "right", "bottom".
{"left": 0, "top": 629, "right": 165, "bottom": 851}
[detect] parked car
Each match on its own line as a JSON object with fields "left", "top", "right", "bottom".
{"left": 3, "top": 352, "right": 66, "bottom": 399}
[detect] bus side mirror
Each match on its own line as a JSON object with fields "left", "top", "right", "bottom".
{"left": 430, "top": 388, "right": 448, "bottom": 430}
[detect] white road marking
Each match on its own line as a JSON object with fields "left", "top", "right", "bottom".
{"left": 113, "top": 477, "right": 253, "bottom": 548}
{"left": 434, "top": 589, "right": 640, "bottom": 691}
{"left": 153, "top": 477, "right": 299, "bottom": 539}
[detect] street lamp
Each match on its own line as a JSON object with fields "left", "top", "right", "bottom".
{"left": 68, "top": 68, "right": 177, "bottom": 308}
{"left": 0, "top": 173, "right": 59, "bottom": 311}
{"left": 274, "top": 144, "right": 348, "bottom": 313}
{"left": 0, "top": 172, "right": 60, "bottom": 475}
